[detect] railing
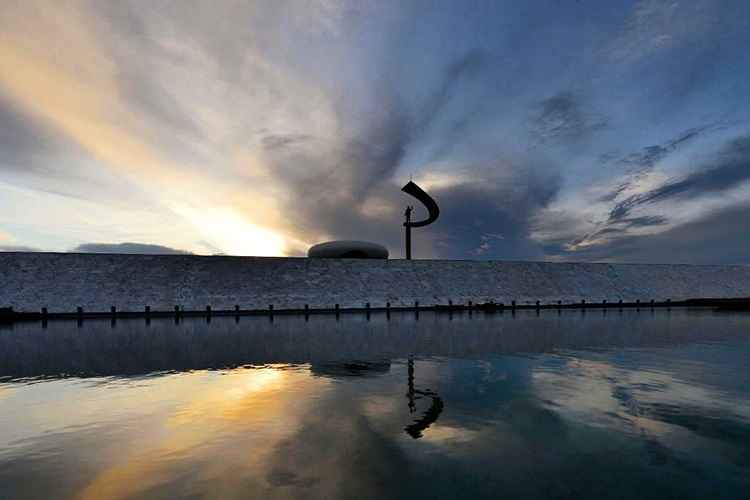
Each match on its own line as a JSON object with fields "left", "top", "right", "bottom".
{"left": 2, "top": 297, "right": 749, "bottom": 325}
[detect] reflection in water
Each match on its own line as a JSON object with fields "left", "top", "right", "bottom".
{"left": 311, "top": 361, "right": 391, "bottom": 379}
{"left": 1, "top": 310, "right": 750, "bottom": 499}
{"left": 3, "top": 309, "right": 750, "bottom": 378}
{"left": 405, "top": 358, "right": 444, "bottom": 439}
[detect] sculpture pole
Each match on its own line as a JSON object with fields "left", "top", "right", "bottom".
{"left": 404, "top": 206, "right": 413, "bottom": 260}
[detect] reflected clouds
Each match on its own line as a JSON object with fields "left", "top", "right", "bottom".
{"left": 2, "top": 311, "right": 750, "bottom": 498}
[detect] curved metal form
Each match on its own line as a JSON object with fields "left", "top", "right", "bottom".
{"left": 401, "top": 181, "right": 439, "bottom": 259}
{"left": 401, "top": 181, "right": 440, "bottom": 228}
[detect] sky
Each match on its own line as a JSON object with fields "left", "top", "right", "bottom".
{"left": 1, "top": 0, "right": 750, "bottom": 262}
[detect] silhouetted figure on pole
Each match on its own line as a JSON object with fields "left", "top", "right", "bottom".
{"left": 401, "top": 181, "right": 439, "bottom": 260}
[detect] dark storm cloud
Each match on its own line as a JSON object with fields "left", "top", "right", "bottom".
{"left": 558, "top": 203, "right": 750, "bottom": 265}
{"left": 71, "top": 243, "right": 190, "bottom": 255}
{"left": 609, "top": 134, "right": 750, "bottom": 221}
{"left": 431, "top": 169, "right": 560, "bottom": 259}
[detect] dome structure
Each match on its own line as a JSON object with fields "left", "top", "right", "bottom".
{"left": 307, "top": 240, "right": 389, "bottom": 259}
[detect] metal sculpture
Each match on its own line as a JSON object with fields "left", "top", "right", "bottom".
{"left": 401, "top": 180, "right": 440, "bottom": 259}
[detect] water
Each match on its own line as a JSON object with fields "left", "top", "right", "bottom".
{"left": 2, "top": 309, "right": 750, "bottom": 499}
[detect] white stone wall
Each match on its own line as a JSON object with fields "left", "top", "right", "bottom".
{"left": 2, "top": 252, "right": 750, "bottom": 312}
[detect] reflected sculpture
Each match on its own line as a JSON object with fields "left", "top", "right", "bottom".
{"left": 404, "top": 357, "right": 444, "bottom": 438}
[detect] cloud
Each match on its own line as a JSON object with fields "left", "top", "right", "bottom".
{"left": 597, "top": 126, "right": 714, "bottom": 204}
{"left": 550, "top": 126, "right": 727, "bottom": 253}
{"left": 71, "top": 243, "right": 190, "bottom": 255}
{"left": 251, "top": 46, "right": 562, "bottom": 258}
{"left": 2, "top": 0, "right": 750, "bottom": 261}
{"left": 430, "top": 167, "right": 560, "bottom": 259}
{"left": 563, "top": 215, "right": 668, "bottom": 254}
{"left": 0, "top": 229, "right": 40, "bottom": 251}
{"left": 0, "top": 245, "right": 41, "bottom": 252}
{"left": 554, "top": 203, "right": 750, "bottom": 264}
{"left": 531, "top": 92, "right": 607, "bottom": 144}
{"left": 609, "top": 135, "right": 750, "bottom": 221}
{"left": 606, "top": 0, "right": 724, "bottom": 62}
{"left": 0, "top": 96, "right": 64, "bottom": 172}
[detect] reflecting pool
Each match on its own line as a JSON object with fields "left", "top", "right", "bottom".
{"left": 2, "top": 309, "right": 750, "bottom": 499}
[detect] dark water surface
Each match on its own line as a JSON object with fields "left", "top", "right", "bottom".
{"left": 2, "top": 310, "right": 750, "bottom": 499}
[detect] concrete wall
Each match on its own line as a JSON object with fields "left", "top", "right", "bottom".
{"left": 2, "top": 252, "right": 750, "bottom": 312}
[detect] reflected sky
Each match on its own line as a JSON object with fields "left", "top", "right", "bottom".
{"left": 2, "top": 311, "right": 750, "bottom": 499}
